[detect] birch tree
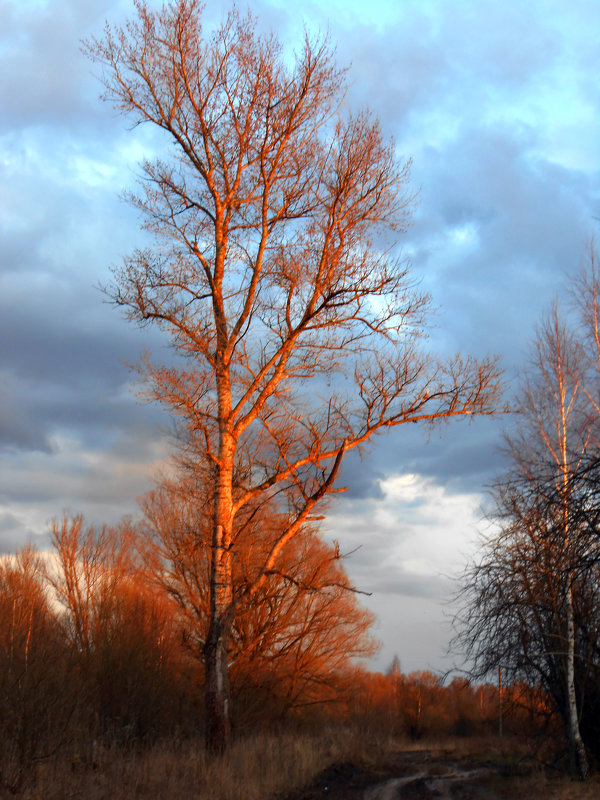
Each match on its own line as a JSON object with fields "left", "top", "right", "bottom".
{"left": 516, "top": 309, "right": 589, "bottom": 780}
{"left": 86, "top": 0, "right": 501, "bottom": 751}
{"left": 457, "top": 307, "right": 594, "bottom": 778}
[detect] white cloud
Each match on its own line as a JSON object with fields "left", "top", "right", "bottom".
{"left": 324, "top": 472, "right": 487, "bottom": 672}
{"left": 0, "top": 431, "right": 172, "bottom": 545}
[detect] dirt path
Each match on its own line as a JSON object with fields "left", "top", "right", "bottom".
{"left": 364, "top": 762, "right": 500, "bottom": 799}
{"left": 280, "top": 749, "right": 511, "bottom": 800}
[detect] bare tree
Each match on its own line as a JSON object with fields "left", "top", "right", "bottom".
{"left": 519, "top": 310, "right": 591, "bottom": 778}
{"left": 49, "top": 516, "right": 137, "bottom": 657}
{"left": 0, "top": 548, "right": 74, "bottom": 793}
{"left": 50, "top": 515, "right": 190, "bottom": 740}
{"left": 456, "top": 494, "right": 600, "bottom": 755}
{"left": 456, "top": 307, "right": 595, "bottom": 778}
{"left": 85, "top": 0, "right": 501, "bottom": 750}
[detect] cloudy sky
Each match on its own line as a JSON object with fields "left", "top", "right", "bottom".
{"left": 1, "top": 0, "right": 598, "bottom": 674}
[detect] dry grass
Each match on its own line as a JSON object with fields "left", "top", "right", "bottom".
{"left": 10, "top": 728, "right": 600, "bottom": 800}
{"left": 488, "top": 770, "right": 600, "bottom": 800}
{"left": 16, "top": 726, "right": 387, "bottom": 800}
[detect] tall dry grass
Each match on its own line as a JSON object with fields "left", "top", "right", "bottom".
{"left": 9, "top": 726, "right": 600, "bottom": 800}
{"left": 16, "top": 725, "right": 393, "bottom": 800}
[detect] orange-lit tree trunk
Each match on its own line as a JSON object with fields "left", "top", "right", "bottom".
{"left": 86, "top": 0, "right": 501, "bottom": 751}
{"left": 204, "top": 342, "right": 236, "bottom": 750}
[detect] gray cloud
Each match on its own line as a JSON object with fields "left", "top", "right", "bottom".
{"left": 361, "top": 568, "right": 449, "bottom": 600}
{"left": 0, "top": 0, "right": 135, "bottom": 134}
{"left": 0, "top": 375, "right": 56, "bottom": 454}
{"left": 0, "top": 511, "right": 44, "bottom": 553}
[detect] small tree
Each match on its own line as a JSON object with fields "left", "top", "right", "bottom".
{"left": 86, "top": 0, "right": 500, "bottom": 750}
{"left": 0, "top": 548, "right": 73, "bottom": 793}
{"left": 50, "top": 515, "right": 191, "bottom": 741}
{"left": 50, "top": 516, "right": 137, "bottom": 658}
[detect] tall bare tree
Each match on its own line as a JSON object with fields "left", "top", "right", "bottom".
{"left": 0, "top": 548, "right": 74, "bottom": 792}
{"left": 456, "top": 307, "right": 594, "bottom": 778}
{"left": 86, "top": 0, "right": 500, "bottom": 750}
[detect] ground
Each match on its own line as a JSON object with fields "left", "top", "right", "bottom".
{"left": 278, "top": 747, "right": 600, "bottom": 800}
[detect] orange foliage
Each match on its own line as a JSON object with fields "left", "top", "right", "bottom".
{"left": 0, "top": 536, "right": 560, "bottom": 768}
{"left": 0, "top": 548, "right": 74, "bottom": 792}
{"left": 341, "top": 665, "right": 550, "bottom": 740}
{"left": 50, "top": 516, "right": 199, "bottom": 739}
{"left": 141, "top": 479, "right": 378, "bottom": 723}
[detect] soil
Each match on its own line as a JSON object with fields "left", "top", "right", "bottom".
{"left": 278, "top": 749, "right": 532, "bottom": 800}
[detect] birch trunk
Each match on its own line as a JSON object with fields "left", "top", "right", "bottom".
{"left": 204, "top": 521, "right": 233, "bottom": 753}
{"left": 204, "top": 611, "right": 231, "bottom": 753}
{"left": 565, "top": 577, "right": 589, "bottom": 779}
{"left": 205, "top": 356, "right": 236, "bottom": 752}
{"left": 555, "top": 331, "right": 589, "bottom": 782}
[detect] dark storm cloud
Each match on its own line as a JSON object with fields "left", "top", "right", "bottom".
{"left": 413, "top": 127, "right": 595, "bottom": 285}
{"left": 0, "top": 429, "right": 173, "bottom": 554}
{"left": 413, "top": 160, "right": 594, "bottom": 375}
{"left": 0, "top": 365, "right": 170, "bottom": 458}
{"left": 338, "top": 400, "right": 509, "bottom": 503}
{"left": 330, "top": 0, "right": 599, "bottom": 360}
{"left": 322, "top": 0, "right": 600, "bottom": 513}
{"left": 0, "top": 1, "right": 169, "bottom": 462}
{"left": 0, "top": 223, "right": 168, "bottom": 455}
{"left": 0, "top": 380, "right": 54, "bottom": 454}
{"left": 0, "top": 274, "right": 161, "bottom": 388}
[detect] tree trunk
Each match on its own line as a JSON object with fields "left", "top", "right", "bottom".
{"left": 205, "top": 355, "right": 236, "bottom": 752}
{"left": 565, "top": 579, "right": 589, "bottom": 780}
{"left": 204, "top": 615, "right": 231, "bottom": 754}
{"left": 204, "top": 510, "right": 233, "bottom": 753}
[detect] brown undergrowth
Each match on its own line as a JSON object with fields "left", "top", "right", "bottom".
{"left": 7, "top": 729, "right": 599, "bottom": 800}
{"left": 6, "top": 725, "right": 391, "bottom": 800}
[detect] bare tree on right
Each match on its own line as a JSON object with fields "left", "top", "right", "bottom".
{"left": 456, "top": 250, "right": 600, "bottom": 779}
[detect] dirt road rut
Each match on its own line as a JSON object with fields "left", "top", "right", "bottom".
{"left": 364, "top": 762, "right": 499, "bottom": 799}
